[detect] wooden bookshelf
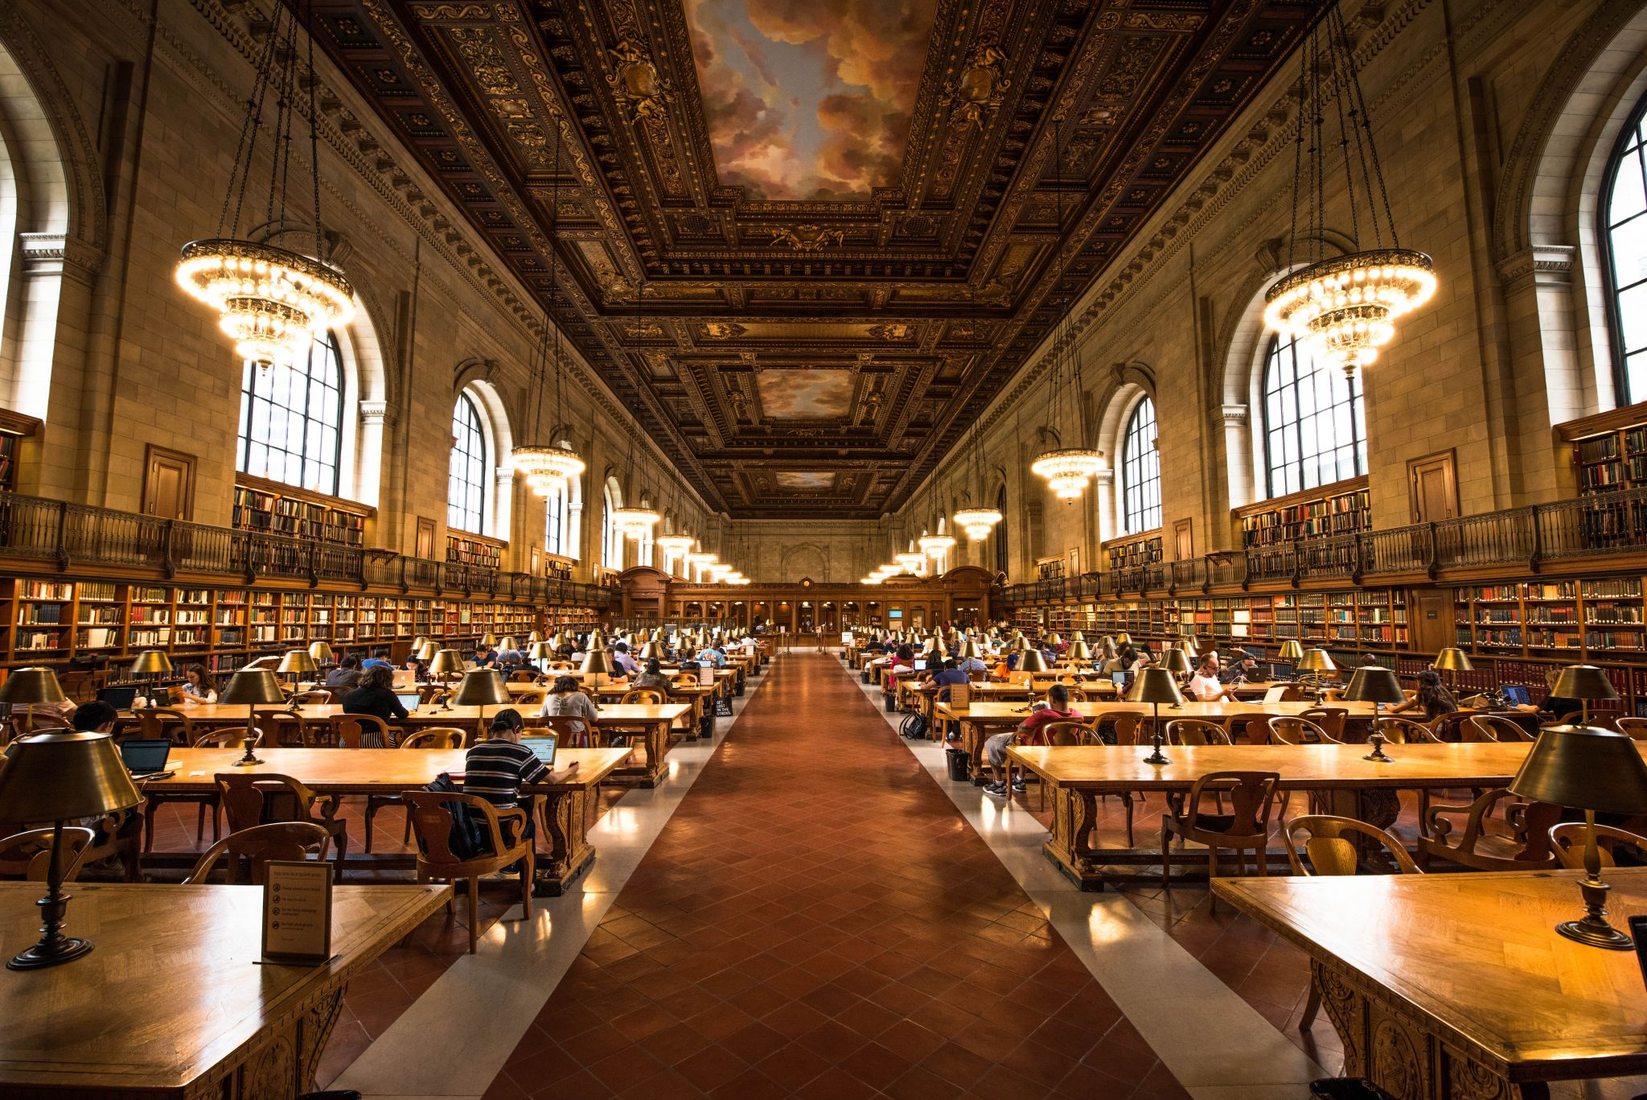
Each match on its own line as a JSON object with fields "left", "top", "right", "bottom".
{"left": 447, "top": 532, "right": 504, "bottom": 570}
{"left": 1454, "top": 577, "right": 1644, "bottom": 660}
{"left": 1558, "top": 403, "right": 1647, "bottom": 548}
{"left": 1236, "top": 476, "right": 1370, "bottom": 575}
{"left": 1104, "top": 534, "right": 1163, "bottom": 573}
{"left": 232, "top": 475, "right": 371, "bottom": 548}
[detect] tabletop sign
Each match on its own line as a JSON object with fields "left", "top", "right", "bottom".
{"left": 261, "top": 860, "right": 333, "bottom": 965}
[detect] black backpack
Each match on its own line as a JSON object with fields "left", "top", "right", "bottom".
{"left": 426, "top": 773, "right": 489, "bottom": 859}
{"left": 899, "top": 712, "right": 927, "bottom": 740}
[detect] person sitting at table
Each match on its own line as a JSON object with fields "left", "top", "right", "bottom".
{"left": 70, "top": 700, "right": 118, "bottom": 733}
{"left": 1186, "top": 655, "right": 1235, "bottom": 702}
{"left": 177, "top": 664, "right": 218, "bottom": 705}
{"left": 472, "top": 641, "right": 498, "bottom": 668}
{"left": 540, "top": 674, "right": 599, "bottom": 739}
{"left": 631, "top": 659, "right": 671, "bottom": 694}
{"left": 957, "top": 648, "right": 989, "bottom": 676}
{"left": 342, "top": 665, "right": 409, "bottom": 724}
{"left": 1391, "top": 668, "right": 1457, "bottom": 721}
{"left": 325, "top": 654, "right": 362, "bottom": 691}
{"left": 920, "top": 658, "right": 969, "bottom": 697}
{"left": 360, "top": 654, "right": 393, "bottom": 672}
{"left": 1220, "top": 652, "right": 1261, "bottom": 685}
{"left": 463, "top": 708, "right": 548, "bottom": 845}
{"left": 983, "top": 684, "right": 1080, "bottom": 798}
{"left": 694, "top": 643, "right": 726, "bottom": 668}
{"left": 403, "top": 654, "right": 429, "bottom": 683}
{"left": 611, "top": 642, "right": 639, "bottom": 678}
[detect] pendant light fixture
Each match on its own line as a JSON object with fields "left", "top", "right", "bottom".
{"left": 917, "top": 482, "right": 955, "bottom": 563}
{"left": 1030, "top": 115, "right": 1102, "bottom": 501}
{"left": 894, "top": 540, "right": 926, "bottom": 575}
{"left": 512, "top": 131, "right": 585, "bottom": 493}
{"left": 176, "top": 1, "right": 353, "bottom": 369}
{"left": 953, "top": 422, "right": 1003, "bottom": 540}
{"left": 610, "top": 431, "right": 660, "bottom": 540}
{"left": 655, "top": 485, "right": 696, "bottom": 569}
{"left": 1262, "top": 4, "right": 1436, "bottom": 373}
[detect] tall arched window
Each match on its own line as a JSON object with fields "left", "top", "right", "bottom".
{"left": 1261, "top": 335, "right": 1366, "bottom": 498}
{"left": 544, "top": 481, "right": 569, "bottom": 556}
{"left": 237, "top": 330, "right": 345, "bottom": 495}
{"left": 993, "top": 483, "right": 1009, "bottom": 576}
{"left": 601, "top": 477, "right": 624, "bottom": 570}
{"left": 1120, "top": 396, "right": 1161, "bottom": 533}
{"left": 448, "top": 394, "right": 487, "bottom": 533}
{"left": 1603, "top": 90, "right": 1647, "bottom": 404}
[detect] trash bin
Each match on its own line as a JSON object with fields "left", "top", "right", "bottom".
{"left": 1310, "top": 1080, "right": 1396, "bottom": 1100}
{"left": 945, "top": 747, "right": 971, "bottom": 782}
{"left": 885, "top": 693, "right": 898, "bottom": 712}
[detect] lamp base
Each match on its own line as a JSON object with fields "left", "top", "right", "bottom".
{"left": 232, "top": 754, "right": 264, "bottom": 767}
{"left": 1142, "top": 749, "right": 1170, "bottom": 766}
{"left": 8, "top": 935, "right": 93, "bottom": 970}
{"left": 1555, "top": 917, "right": 1634, "bottom": 951}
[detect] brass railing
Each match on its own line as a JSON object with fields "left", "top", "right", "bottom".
{"left": 1000, "top": 486, "right": 1647, "bottom": 606}
{"left": 0, "top": 492, "right": 612, "bottom": 608}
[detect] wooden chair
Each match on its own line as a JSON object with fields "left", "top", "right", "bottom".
{"left": 216, "top": 772, "right": 348, "bottom": 871}
{"left": 1266, "top": 716, "right": 1339, "bottom": 745}
{"left": 194, "top": 727, "right": 259, "bottom": 749}
{"left": 0, "top": 826, "right": 96, "bottom": 882}
{"left": 182, "top": 822, "right": 332, "bottom": 885}
{"left": 136, "top": 707, "right": 195, "bottom": 746}
{"left": 1466, "top": 714, "right": 1535, "bottom": 743}
{"left": 1617, "top": 717, "right": 1647, "bottom": 741}
{"left": 1106, "top": 712, "right": 1147, "bottom": 747}
{"left": 535, "top": 714, "right": 593, "bottom": 748}
{"left": 364, "top": 728, "right": 467, "bottom": 852}
{"left": 1376, "top": 716, "right": 1443, "bottom": 744}
{"left": 1165, "top": 719, "right": 1233, "bottom": 746}
{"left": 1549, "top": 822, "right": 1647, "bottom": 870}
{"left": 1297, "top": 707, "right": 1348, "bottom": 742}
{"left": 402, "top": 790, "right": 534, "bottom": 953}
{"left": 330, "top": 713, "right": 397, "bottom": 748}
{"left": 1226, "top": 713, "right": 1279, "bottom": 745}
{"left": 141, "top": 750, "right": 225, "bottom": 853}
{"left": 287, "top": 690, "right": 333, "bottom": 705}
{"left": 254, "top": 708, "right": 315, "bottom": 748}
{"left": 1161, "top": 771, "right": 1282, "bottom": 911}
{"left": 514, "top": 688, "right": 548, "bottom": 707}
{"left": 1284, "top": 814, "right": 1421, "bottom": 1028}
{"left": 1418, "top": 788, "right": 1561, "bottom": 871}
{"left": 507, "top": 669, "right": 541, "bottom": 683}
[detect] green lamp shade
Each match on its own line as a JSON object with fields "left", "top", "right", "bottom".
{"left": 1509, "top": 726, "right": 1647, "bottom": 815}
{"left": 0, "top": 732, "right": 143, "bottom": 822}
{"left": 451, "top": 669, "right": 509, "bottom": 707}
{"left": 1344, "top": 666, "right": 1406, "bottom": 705}
{"left": 218, "top": 669, "right": 286, "bottom": 706}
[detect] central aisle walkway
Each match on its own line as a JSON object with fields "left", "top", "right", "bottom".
{"left": 486, "top": 652, "right": 1187, "bottom": 1099}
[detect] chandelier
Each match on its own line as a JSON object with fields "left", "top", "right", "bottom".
{"left": 685, "top": 552, "right": 717, "bottom": 580}
{"left": 176, "top": 3, "right": 353, "bottom": 369}
{"left": 893, "top": 542, "right": 926, "bottom": 574}
{"left": 918, "top": 528, "right": 956, "bottom": 561}
{"left": 1263, "top": 4, "right": 1435, "bottom": 374}
{"left": 512, "top": 136, "right": 585, "bottom": 494}
{"left": 1030, "top": 115, "right": 1100, "bottom": 502}
{"left": 952, "top": 423, "right": 1003, "bottom": 540}
{"left": 612, "top": 501, "right": 660, "bottom": 540}
{"left": 705, "top": 563, "right": 733, "bottom": 583}
{"left": 656, "top": 533, "right": 695, "bottom": 557}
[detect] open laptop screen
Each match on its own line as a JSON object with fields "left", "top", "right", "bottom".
{"left": 521, "top": 734, "right": 557, "bottom": 768}
{"left": 98, "top": 685, "right": 139, "bottom": 709}
{"left": 395, "top": 692, "right": 423, "bottom": 712}
{"left": 119, "top": 739, "right": 171, "bottom": 774}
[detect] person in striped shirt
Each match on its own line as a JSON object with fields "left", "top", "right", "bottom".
{"left": 462, "top": 708, "right": 548, "bottom": 845}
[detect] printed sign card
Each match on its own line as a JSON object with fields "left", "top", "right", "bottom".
{"left": 261, "top": 860, "right": 333, "bottom": 964}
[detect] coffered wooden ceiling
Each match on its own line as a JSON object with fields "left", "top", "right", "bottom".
{"left": 306, "top": 0, "right": 1319, "bottom": 517}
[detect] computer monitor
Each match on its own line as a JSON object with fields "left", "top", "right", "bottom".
{"left": 119, "top": 738, "right": 171, "bottom": 775}
{"left": 395, "top": 692, "right": 422, "bottom": 713}
{"left": 913, "top": 659, "right": 928, "bottom": 671}
{"left": 522, "top": 733, "right": 557, "bottom": 768}
{"left": 97, "top": 685, "right": 139, "bottom": 709}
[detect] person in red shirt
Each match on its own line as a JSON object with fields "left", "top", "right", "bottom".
{"left": 983, "top": 684, "right": 1080, "bottom": 797}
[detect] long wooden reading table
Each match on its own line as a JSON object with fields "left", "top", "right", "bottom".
{"left": 1005, "top": 741, "right": 1568, "bottom": 890}
{"left": 0, "top": 881, "right": 450, "bottom": 1098}
{"left": 1213, "top": 868, "right": 1647, "bottom": 1099}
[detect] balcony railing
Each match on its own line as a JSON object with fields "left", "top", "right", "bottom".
{"left": 998, "top": 486, "right": 1647, "bottom": 606}
{"left": 0, "top": 492, "right": 612, "bottom": 609}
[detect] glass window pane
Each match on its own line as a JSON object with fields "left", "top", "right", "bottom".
{"left": 1259, "top": 334, "right": 1366, "bottom": 498}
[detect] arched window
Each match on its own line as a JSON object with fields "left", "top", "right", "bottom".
{"left": 1120, "top": 396, "right": 1161, "bottom": 533}
{"left": 601, "top": 477, "right": 624, "bottom": 570}
{"left": 993, "top": 483, "right": 1009, "bottom": 576}
{"left": 448, "top": 394, "right": 487, "bottom": 533}
{"left": 237, "top": 330, "right": 344, "bottom": 495}
{"left": 544, "top": 481, "right": 569, "bottom": 556}
{"left": 1603, "top": 90, "right": 1647, "bottom": 404}
{"left": 1261, "top": 335, "right": 1366, "bottom": 498}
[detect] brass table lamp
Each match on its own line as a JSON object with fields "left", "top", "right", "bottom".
{"left": 1178, "top": 636, "right": 1198, "bottom": 660}
{"left": 481, "top": 633, "right": 498, "bottom": 649}
{"left": 1115, "top": 632, "right": 1132, "bottom": 647}
{"left": 415, "top": 639, "right": 439, "bottom": 663}
{"left": 1344, "top": 666, "right": 1406, "bottom": 762}
{"left": 581, "top": 646, "right": 619, "bottom": 691}
{"left": 0, "top": 731, "right": 143, "bottom": 969}
{"left": 410, "top": 635, "right": 430, "bottom": 655}
{"left": 1298, "top": 648, "right": 1337, "bottom": 703}
{"left": 638, "top": 640, "right": 665, "bottom": 661}
{"left": 1017, "top": 644, "right": 1048, "bottom": 674}
{"left": 1159, "top": 648, "right": 1192, "bottom": 707}
{"left": 217, "top": 668, "right": 284, "bottom": 766}
{"left": 129, "top": 650, "right": 173, "bottom": 705}
{"left": 428, "top": 649, "right": 465, "bottom": 711}
{"left": 1277, "top": 639, "right": 1305, "bottom": 663}
{"left": 0, "top": 667, "right": 68, "bottom": 739}
{"left": 307, "top": 640, "right": 335, "bottom": 667}
{"left": 452, "top": 669, "right": 509, "bottom": 732}
{"left": 1550, "top": 664, "right": 1619, "bottom": 726}
{"left": 1433, "top": 646, "right": 1472, "bottom": 696}
{"left": 1066, "top": 638, "right": 1091, "bottom": 662}
{"left": 1127, "top": 667, "right": 1184, "bottom": 766}
{"left": 499, "top": 636, "right": 517, "bottom": 655}
{"left": 1509, "top": 725, "right": 1647, "bottom": 949}
{"left": 277, "top": 648, "right": 317, "bottom": 693}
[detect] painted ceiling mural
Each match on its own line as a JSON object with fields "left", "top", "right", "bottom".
{"left": 306, "top": 0, "right": 1323, "bottom": 516}
{"left": 682, "top": 0, "right": 938, "bottom": 199}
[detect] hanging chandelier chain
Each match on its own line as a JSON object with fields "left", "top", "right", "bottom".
{"left": 266, "top": 8, "right": 297, "bottom": 232}
{"left": 1335, "top": 7, "right": 1399, "bottom": 250}
{"left": 220, "top": 4, "right": 284, "bottom": 238}
{"left": 306, "top": 0, "right": 325, "bottom": 261}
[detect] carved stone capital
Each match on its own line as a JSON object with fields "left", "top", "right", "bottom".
{"left": 1093, "top": 469, "right": 1115, "bottom": 488}
{"left": 19, "top": 232, "right": 103, "bottom": 282}
{"left": 358, "top": 400, "right": 390, "bottom": 426}
{"left": 1219, "top": 404, "right": 1249, "bottom": 427}
{"left": 1495, "top": 244, "right": 1574, "bottom": 289}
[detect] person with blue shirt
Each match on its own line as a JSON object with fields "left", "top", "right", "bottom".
{"left": 957, "top": 649, "right": 988, "bottom": 675}
{"left": 695, "top": 645, "right": 725, "bottom": 668}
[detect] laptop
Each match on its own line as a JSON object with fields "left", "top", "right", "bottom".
{"left": 914, "top": 659, "right": 928, "bottom": 671}
{"left": 1111, "top": 671, "right": 1128, "bottom": 687}
{"left": 98, "top": 685, "right": 139, "bottom": 709}
{"left": 119, "top": 738, "right": 172, "bottom": 779}
{"left": 391, "top": 668, "right": 416, "bottom": 690}
{"left": 521, "top": 733, "right": 557, "bottom": 768}
{"left": 395, "top": 692, "right": 423, "bottom": 713}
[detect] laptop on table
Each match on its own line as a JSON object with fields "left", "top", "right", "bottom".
{"left": 395, "top": 692, "right": 423, "bottom": 713}
{"left": 521, "top": 733, "right": 557, "bottom": 769}
{"left": 118, "top": 739, "right": 173, "bottom": 780}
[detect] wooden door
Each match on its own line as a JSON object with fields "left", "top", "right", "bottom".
{"left": 1410, "top": 588, "right": 1453, "bottom": 655}
{"left": 1173, "top": 518, "right": 1193, "bottom": 560}
{"left": 1408, "top": 451, "right": 1459, "bottom": 524}
{"left": 142, "top": 446, "right": 194, "bottom": 519}
{"left": 415, "top": 517, "right": 436, "bottom": 560}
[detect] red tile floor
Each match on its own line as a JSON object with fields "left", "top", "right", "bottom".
{"left": 483, "top": 652, "right": 1192, "bottom": 1100}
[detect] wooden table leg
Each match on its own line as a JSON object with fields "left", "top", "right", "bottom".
{"left": 534, "top": 786, "right": 598, "bottom": 895}
{"left": 1043, "top": 783, "right": 1104, "bottom": 890}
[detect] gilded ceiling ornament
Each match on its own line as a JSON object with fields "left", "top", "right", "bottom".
{"left": 608, "top": 39, "right": 672, "bottom": 120}
{"left": 703, "top": 322, "right": 747, "bottom": 339}
{"left": 942, "top": 37, "right": 1011, "bottom": 131}
{"left": 770, "top": 225, "right": 845, "bottom": 252}
{"left": 866, "top": 323, "right": 913, "bottom": 341}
